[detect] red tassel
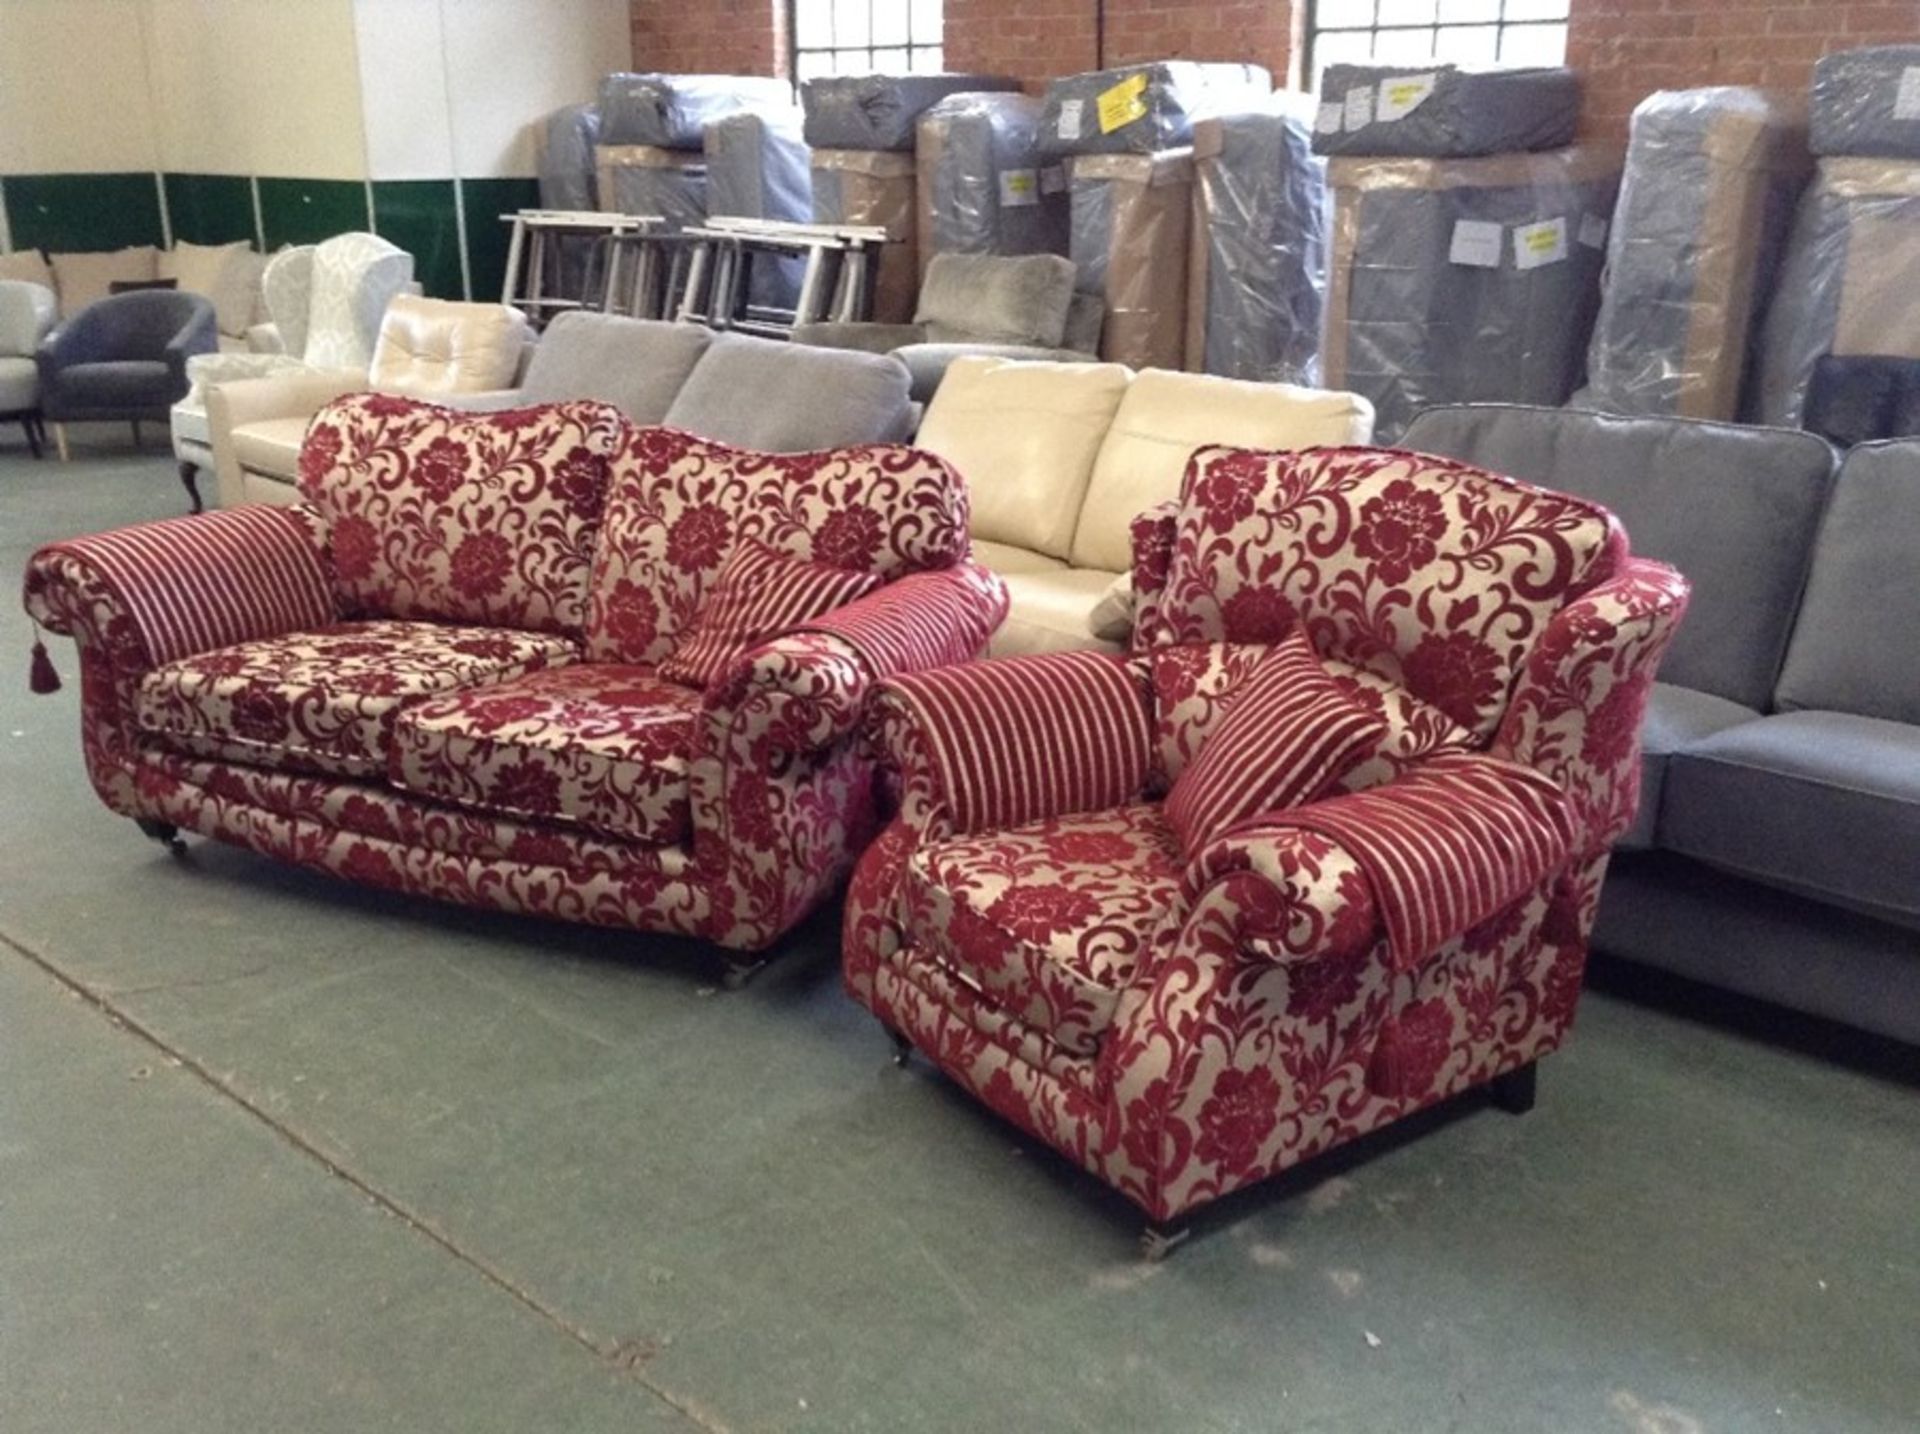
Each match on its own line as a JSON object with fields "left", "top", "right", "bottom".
{"left": 29, "top": 640, "right": 61, "bottom": 695}
{"left": 1366, "top": 1015, "right": 1407, "bottom": 1100}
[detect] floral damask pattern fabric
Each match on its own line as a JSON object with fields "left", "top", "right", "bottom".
{"left": 136, "top": 621, "right": 578, "bottom": 779}
{"left": 658, "top": 539, "right": 880, "bottom": 690}
{"left": 390, "top": 665, "right": 701, "bottom": 845}
{"left": 298, "top": 395, "right": 628, "bottom": 636}
{"left": 584, "top": 429, "right": 970, "bottom": 667}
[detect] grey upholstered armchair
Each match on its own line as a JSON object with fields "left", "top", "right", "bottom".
{"left": 0, "top": 279, "right": 56, "bottom": 458}
{"left": 793, "top": 252, "right": 1103, "bottom": 402}
{"left": 38, "top": 289, "right": 217, "bottom": 476}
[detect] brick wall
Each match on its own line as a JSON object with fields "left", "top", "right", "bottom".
{"left": 629, "top": 0, "right": 787, "bottom": 77}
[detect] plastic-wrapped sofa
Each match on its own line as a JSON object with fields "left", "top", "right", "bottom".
{"left": 1069, "top": 149, "right": 1195, "bottom": 370}
{"left": 802, "top": 73, "right": 1020, "bottom": 152}
{"left": 598, "top": 73, "right": 794, "bottom": 149}
{"left": 23, "top": 398, "right": 1008, "bottom": 973}
{"left": 1038, "top": 62, "right": 1271, "bottom": 158}
{"left": 843, "top": 440, "right": 1688, "bottom": 1241}
{"left": 916, "top": 92, "right": 1070, "bottom": 274}
{"left": 1312, "top": 64, "right": 1578, "bottom": 158}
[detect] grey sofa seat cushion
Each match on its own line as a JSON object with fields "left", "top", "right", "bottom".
{"left": 520, "top": 313, "right": 711, "bottom": 423}
{"left": 1626, "top": 683, "right": 1762, "bottom": 851}
{"left": 1662, "top": 710, "right": 1920, "bottom": 926}
{"left": 916, "top": 253, "right": 1078, "bottom": 348}
{"left": 789, "top": 321, "right": 925, "bottom": 357}
{"left": 1775, "top": 439, "right": 1920, "bottom": 725}
{"left": 1401, "top": 404, "right": 1838, "bottom": 711}
{"left": 663, "top": 333, "right": 913, "bottom": 452}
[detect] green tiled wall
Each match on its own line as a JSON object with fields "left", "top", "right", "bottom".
{"left": 257, "top": 178, "right": 371, "bottom": 251}
{"left": 371, "top": 179, "right": 464, "bottom": 300}
{"left": 163, "top": 173, "right": 256, "bottom": 247}
{"left": 2, "top": 172, "right": 165, "bottom": 252}
{"left": 460, "top": 177, "right": 541, "bottom": 304}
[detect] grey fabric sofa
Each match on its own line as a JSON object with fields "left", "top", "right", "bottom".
{"left": 1403, "top": 404, "right": 1920, "bottom": 1046}
{"left": 38, "top": 289, "right": 217, "bottom": 458}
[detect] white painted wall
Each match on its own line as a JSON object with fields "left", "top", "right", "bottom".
{"left": 0, "top": 0, "right": 162, "bottom": 174}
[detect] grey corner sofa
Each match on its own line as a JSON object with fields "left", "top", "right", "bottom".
{"left": 1402, "top": 403, "right": 1920, "bottom": 1046}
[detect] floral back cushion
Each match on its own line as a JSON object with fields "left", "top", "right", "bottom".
{"left": 299, "top": 396, "right": 627, "bottom": 636}
{"left": 584, "top": 427, "right": 971, "bottom": 667}
{"left": 1158, "top": 445, "right": 1627, "bottom": 740}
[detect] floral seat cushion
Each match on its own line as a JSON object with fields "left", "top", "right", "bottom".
{"left": 903, "top": 801, "right": 1184, "bottom": 1058}
{"left": 135, "top": 621, "right": 578, "bottom": 779}
{"left": 388, "top": 665, "right": 702, "bottom": 846}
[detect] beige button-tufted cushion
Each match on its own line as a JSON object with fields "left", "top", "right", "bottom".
{"left": 368, "top": 295, "right": 530, "bottom": 396}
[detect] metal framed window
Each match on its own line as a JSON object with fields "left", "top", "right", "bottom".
{"left": 789, "top": 0, "right": 945, "bottom": 83}
{"left": 1304, "top": 1, "right": 1571, "bottom": 90}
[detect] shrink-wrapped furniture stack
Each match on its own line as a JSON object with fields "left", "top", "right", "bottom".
{"left": 1042, "top": 62, "right": 1271, "bottom": 370}
{"left": 1752, "top": 46, "right": 1920, "bottom": 435}
{"left": 596, "top": 73, "right": 792, "bottom": 223}
{"left": 1313, "top": 63, "right": 1614, "bottom": 439}
{"left": 1576, "top": 88, "right": 1808, "bottom": 421}
{"left": 804, "top": 74, "right": 1020, "bottom": 321}
{"left": 915, "top": 92, "right": 1070, "bottom": 276}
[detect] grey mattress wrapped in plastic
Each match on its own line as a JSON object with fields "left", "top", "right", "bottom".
{"left": 596, "top": 145, "right": 707, "bottom": 223}
{"left": 1186, "top": 92, "right": 1330, "bottom": 386}
{"left": 916, "top": 92, "right": 1069, "bottom": 273}
{"left": 1810, "top": 46, "right": 1920, "bottom": 158}
{"left": 1312, "top": 65, "right": 1579, "bottom": 158}
{"left": 1576, "top": 88, "right": 1809, "bottom": 422}
{"left": 1069, "top": 149, "right": 1195, "bottom": 370}
{"left": 1322, "top": 148, "right": 1619, "bottom": 441}
{"left": 540, "top": 103, "right": 601, "bottom": 211}
{"left": 705, "top": 110, "right": 813, "bottom": 311}
{"left": 1750, "top": 157, "right": 1920, "bottom": 428}
{"left": 599, "top": 73, "right": 795, "bottom": 149}
{"left": 1038, "top": 62, "right": 1272, "bottom": 158}
{"left": 802, "top": 73, "right": 1020, "bottom": 152}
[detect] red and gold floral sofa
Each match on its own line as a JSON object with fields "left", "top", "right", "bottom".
{"left": 24, "top": 394, "right": 1007, "bottom": 973}
{"left": 844, "top": 444, "right": 1690, "bottom": 1248}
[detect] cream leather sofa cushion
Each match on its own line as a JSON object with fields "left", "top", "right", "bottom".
{"left": 916, "top": 356, "right": 1133, "bottom": 562}
{"left": 1069, "top": 371, "right": 1377, "bottom": 572}
{"left": 970, "top": 538, "right": 1069, "bottom": 574}
{"left": 990, "top": 569, "right": 1128, "bottom": 658}
{"left": 231, "top": 417, "right": 311, "bottom": 485}
{"left": 369, "top": 296, "right": 530, "bottom": 395}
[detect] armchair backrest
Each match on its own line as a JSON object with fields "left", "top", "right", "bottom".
{"left": 0, "top": 279, "right": 55, "bottom": 357}
{"left": 269, "top": 232, "right": 413, "bottom": 371}
{"left": 56, "top": 289, "right": 215, "bottom": 361}
{"left": 1146, "top": 444, "right": 1627, "bottom": 741}
{"left": 368, "top": 295, "right": 531, "bottom": 396}
{"left": 582, "top": 428, "right": 972, "bottom": 666}
{"left": 915, "top": 252, "right": 1078, "bottom": 347}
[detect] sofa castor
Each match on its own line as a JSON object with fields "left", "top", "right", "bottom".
{"left": 1489, "top": 1061, "right": 1538, "bottom": 1115}
{"left": 134, "top": 818, "right": 188, "bottom": 857}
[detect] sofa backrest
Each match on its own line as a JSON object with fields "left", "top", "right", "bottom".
{"left": 584, "top": 427, "right": 971, "bottom": 665}
{"left": 298, "top": 395, "right": 627, "bottom": 636}
{"left": 295, "top": 232, "right": 415, "bottom": 372}
{"left": 1401, "top": 403, "right": 1837, "bottom": 712}
{"left": 1774, "top": 439, "right": 1920, "bottom": 724}
{"left": 521, "top": 312, "right": 713, "bottom": 422}
{"left": 368, "top": 295, "right": 530, "bottom": 396}
{"left": 915, "top": 252, "right": 1077, "bottom": 347}
{"left": 915, "top": 355, "right": 1133, "bottom": 562}
{"left": 1155, "top": 444, "right": 1626, "bottom": 739}
{"left": 1071, "top": 370, "right": 1376, "bottom": 573}
{"left": 661, "top": 332, "right": 914, "bottom": 452}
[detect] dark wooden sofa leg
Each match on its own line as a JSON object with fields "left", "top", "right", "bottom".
{"left": 178, "top": 460, "right": 203, "bottom": 513}
{"left": 1489, "top": 1061, "right": 1538, "bottom": 1115}
{"left": 885, "top": 1028, "right": 914, "bottom": 1067}
{"left": 134, "top": 818, "right": 188, "bottom": 856}
{"left": 22, "top": 414, "right": 43, "bottom": 459}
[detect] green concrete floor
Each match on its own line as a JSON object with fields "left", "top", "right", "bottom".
{"left": 3, "top": 431, "right": 1917, "bottom": 1433}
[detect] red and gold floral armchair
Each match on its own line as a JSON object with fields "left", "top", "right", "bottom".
{"left": 24, "top": 395, "right": 1007, "bottom": 976}
{"left": 844, "top": 444, "right": 1689, "bottom": 1249}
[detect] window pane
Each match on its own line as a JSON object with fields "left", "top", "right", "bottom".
{"left": 1434, "top": 22, "right": 1499, "bottom": 63}
{"left": 910, "top": 0, "right": 943, "bottom": 43}
{"left": 910, "top": 44, "right": 944, "bottom": 74}
{"left": 832, "top": 0, "right": 870, "bottom": 49}
{"left": 1313, "top": 27, "right": 1376, "bottom": 86}
{"left": 795, "top": 49, "right": 834, "bottom": 82}
{"left": 1317, "top": 1, "right": 1377, "bottom": 31}
{"left": 1437, "top": 0, "right": 1498, "bottom": 20}
{"left": 873, "top": 2, "right": 909, "bottom": 47}
{"left": 1504, "top": 0, "right": 1570, "bottom": 20}
{"left": 793, "top": 0, "right": 831, "bottom": 47}
{"left": 1376, "top": 0, "right": 1436, "bottom": 26}
{"left": 1374, "top": 26, "right": 1439, "bottom": 62}
{"left": 872, "top": 45, "right": 909, "bottom": 72}
{"left": 1499, "top": 21, "right": 1567, "bottom": 65}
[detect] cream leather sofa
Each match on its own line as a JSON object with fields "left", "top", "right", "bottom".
{"left": 913, "top": 357, "right": 1376, "bottom": 655}
{"left": 207, "top": 295, "right": 530, "bottom": 507}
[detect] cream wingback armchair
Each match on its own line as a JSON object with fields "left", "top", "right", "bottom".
{"left": 171, "top": 233, "right": 414, "bottom": 507}
{"left": 207, "top": 294, "right": 531, "bottom": 507}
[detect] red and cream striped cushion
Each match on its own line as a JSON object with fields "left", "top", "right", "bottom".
{"left": 658, "top": 539, "right": 881, "bottom": 689}
{"left": 797, "top": 565, "right": 1007, "bottom": 680}
{"left": 1163, "top": 629, "right": 1389, "bottom": 855}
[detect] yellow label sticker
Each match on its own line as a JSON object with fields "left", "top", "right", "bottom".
{"left": 1096, "top": 72, "right": 1151, "bottom": 134}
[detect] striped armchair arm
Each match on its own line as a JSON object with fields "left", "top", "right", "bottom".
{"left": 872, "top": 650, "right": 1154, "bottom": 839}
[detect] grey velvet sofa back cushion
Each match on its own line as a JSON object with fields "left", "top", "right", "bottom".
{"left": 1775, "top": 439, "right": 1920, "bottom": 724}
{"left": 522, "top": 313, "right": 712, "bottom": 423}
{"left": 663, "top": 333, "right": 914, "bottom": 453}
{"left": 1401, "top": 403, "right": 1837, "bottom": 710}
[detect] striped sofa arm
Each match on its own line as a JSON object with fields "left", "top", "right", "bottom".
{"left": 797, "top": 563, "right": 1009, "bottom": 681}
{"left": 872, "top": 650, "right": 1154, "bottom": 839}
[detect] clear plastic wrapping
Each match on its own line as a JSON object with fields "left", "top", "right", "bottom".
{"left": 1069, "top": 149, "right": 1194, "bottom": 370}
{"left": 915, "top": 92, "right": 1069, "bottom": 276}
{"left": 595, "top": 145, "right": 708, "bottom": 223}
{"left": 802, "top": 73, "right": 1020, "bottom": 152}
{"left": 1750, "top": 157, "right": 1920, "bottom": 428}
{"left": 1186, "top": 92, "right": 1330, "bottom": 385}
{"left": 1038, "top": 63, "right": 1272, "bottom": 159}
{"left": 811, "top": 149, "right": 918, "bottom": 322}
{"left": 1322, "top": 147, "right": 1619, "bottom": 440}
{"left": 705, "top": 109, "right": 814, "bottom": 312}
{"left": 1810, "top": 46, "right": 1920, "bottom": 159}
{"left": 1576, "top": 88, "right": 1809, "bottom": 421}
{"left": 598, "top": 73, "right": 794, "bottom": 149}
{"left": 1311, "top": 65, "right": 1579, "bottom": 158}
{"left": 539, "top": 103, "right": 602, "bottom": 211}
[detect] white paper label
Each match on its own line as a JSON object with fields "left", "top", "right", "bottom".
{"left": 1514, "top": 217, "right": 1569, "bottom": 270}
{"left": 998, "top": 168, "right": 1040, "bottom": 208}
{"left": 1376, "top": 73, "right": 1437, "bottom": 124}
{"left": 1314, "top": 100, "right": 1343, "bottom": 136}
{"left": 1039, "top": 164, "right": 1068, "bottom": 195}
{"left": 1578, "top": 213, "right": 1610, "bottom": 250}
{"left": 1449, "top": 219, "right": 1503, "bottom": 269}
{"left": 1896, "top": 66, "right": 1920, "bottom": 120}
{"left": 1057, "top": 99, "right": 1084, "bottom": 140}
{"left": 1343, "top": 86, "right": 1375, "bottom": 132}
